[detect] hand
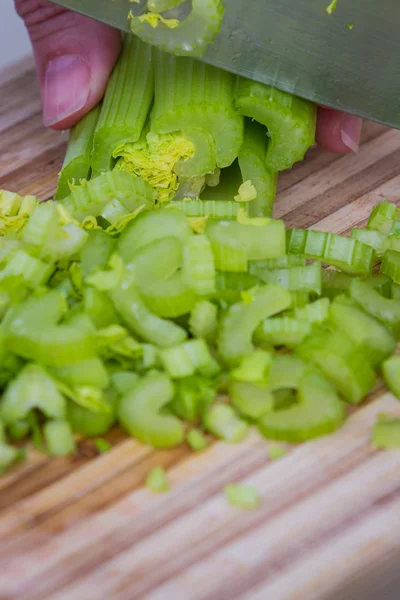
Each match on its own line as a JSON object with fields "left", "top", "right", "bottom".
{"left": 16, "top": 0, "right": 362, "bottom": 154}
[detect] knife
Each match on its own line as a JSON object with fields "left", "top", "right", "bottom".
{"left": 50, "top": 0, "right": 400, "bottom": 129}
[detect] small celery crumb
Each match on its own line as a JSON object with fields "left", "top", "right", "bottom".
{"left": 269, "top": 445, "right": 286, "bottom": 460}
{"left": 146, "top": 466, "right": 170, "bottom": 493}
{"left": 225, "top": 483, "right": 261, "bottom": 509}
{"left": 347, "top": 23, "right": 354, "bottom": 30}
{"left": 372, "top": 417, "right": 400, "bottom": 450}
{"left": 326, "top": 0, "right": 337, "bottom": 15}
{"left": 187, "top": 429, "right": 208, "bottom": 451}
{"left": 95, "top": 438, "right": 112, "bottom": 454}
{"left": 188, "top": 216, "right": 208, "bottom": 234}
{"left": 139, "top": 13, "right": 179, "bottom": 28}
{"left": 234, "top": 180, "right": 257, "bottom": 203}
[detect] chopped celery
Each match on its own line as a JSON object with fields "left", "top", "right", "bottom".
{"left": 268, "top": 355, "right": 309, "bottom": 391}
{"left": 55, "top": 104, "right": 101, "bottom": 200}
{"left": 372, "top": 417, "right": 400, "bottom": 449}
{"left": 118, "top": 372, "right": 184, "bottom": 448}
{"left": 293, "top": 297, "right": 330, "bottom": 324}
{"left": 231, "top": 349, "right": 272, "bottom": 384}
{"left": 80, "top": 229, "right": 116, "bottom": 277}
{"left": 160, "top": 339, "right": 217, "bottom": 379}
{"left": 382, "top": 356, "right": 400, "bottom": 399}
{"left": 259, "top": 371, "right": 345, "bottom": 442}
{"left": 350, "top": 228, "right": 388, "bottom": 257}
{"left": 169, "top": 199, "right": 240, "bottom": 219}
{"left": 92, "top": 36, "right": 154, "bottom": 175}
{"left": 218, "top": 284, "right": 292, "bottom": 365}
{"left": 129, "top": 0, "right": 224, "bottom": 57}
{"left": 254, "top": 316, "right": 311, "bottom": 348}
{"left": 204, "top": 403, "right": 249, "bottom": 443}
{"left": 67, "top": 393, "right": 115, "bottom": 437}
{"left": 381, "top": 249, "right": 400, "bottom": 284}
{"left": 140, "top": 271, "right": 196, "bottom": 318}
{"left": 189, "top": 300, "right": 218, "bottom": 342}
{"left": 321, "top": 270, "right": 392, "bottom": 300}
{"left": 83, "top": 287, "right": 119, "bottom": 329}
{"left": 146, "top": 466, "right": 170, "bottom": 493}
{"left": 235, "top": 79, "right": 316, "bottom": 171}
{"left": 254, "top": 261, "right": 322, "bottom": 295}
{"left": 95, "top": 438, "right": 112, "bottom": 453}
{"left": 215, "top": 271, "right": 261, "bottom": 304}
{"left": 44, "top": 420, "right": 76, "bottom": 457}
{"left": 224, "top": 483, "right": 261, "bottom": 509}
{"left": 170, "top": 376, "right": 216, "bottom": 422}
{"left": 350, "top": 279, "right": 400, "bottom": 339}
{"left": 187, "top": 428, "right": 208, "bottom": 451}
{"left": 229, "top": 380, "right": 274, "bottom": 419}
{"left": 268, "top": 445, "right": 286, "bottom": 460}
{"left": 52, "top": 358, "right": 110, "bottom": 390}
{"left": 183, "top": 234, "right": 216, "bottom": 296}
{"left": 367, "top": 201, "right": 400, "bottom": 234}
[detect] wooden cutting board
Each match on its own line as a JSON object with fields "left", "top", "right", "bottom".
{"left": 1, "top": 57, "right": 400, "bottom": 600}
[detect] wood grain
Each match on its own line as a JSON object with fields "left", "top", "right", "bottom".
{"left": 1, "top": 60, "right": 400, "bottom": 600}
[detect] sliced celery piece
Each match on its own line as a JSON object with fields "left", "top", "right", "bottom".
{"left": 83, "top": 287, "right": 119, "bottom": 329}
{"left": 268, "top": 355, "right": 309, "bottom": 391}
{"left": 214, "top": 271, "right": 261, "bottom": 304}
{"left": 350, "top": 279, "right": 400, "bottom": 339}
{"left": 67, "top": 393, "right": 115, "bottom": 437}
{"left": 60, "top": 171, "right": 153, "bottom": 221}
{"left": 52, "top": 358, "right": 110, "bottom": 390}
{"left": 321, "top": 270, "right": 392, "bottom": 300}
{"left": 350, "top": 227, "right": 388, "bottom": 257}
{"left": 218, "top": 284, "right": 292, "bottom": 365}
{"left": 189, "top": 300, "right": 218, "bottom": 342}
{"left": 382, "top": 356, "right": 400, "bottom": 400}
{"left": 293, "top": 298, "right": 330, "bottom": 324}
{"left": 372, "top": 416, "right": 400, "bottom": 449}
{"left": 367, "top": 200, "right": 400, "bottom": 234}
{"left": 1, "top": 364, "right": 66, "bottom": 425}
{"left": 183, "top": 234, "right": 216, "bottom": 296}
{"left": 92, "top": 36, "right": 154, "bottom": 175}
{"left": 254, "top": 316, "right": 311, "bottom": 348}
{"left": 381, "top": 249, "right": 400, "bottom": 284}
{"left": 140, "top": 271, "right": 196, "bottom": 318}
{"left": 110, "top": 277, "right": 187, "bottom": 347}
{"left": 287, "top": 228, "right": 375, "bottom": 275}
{"left": 55, "top": 104, "right": 101, "bottom": 199}
{"left": 160, "top": 339, "right": 215, "bottom": 379}
{"left": 117, "top": 208, "right": 192, "bottom": 263}
{"left": 118, "top": 372, "right": 184, "bottom": 448}
{"left": 203, "top": 403, "right": 249, "bottom": 443}
{"left": 170, "top": 375, "right": 216, "bottom": 422}
{"left": 128, "top": 236, "right": 183, "bottom": 283}
{"left": 254, "top": 261, "right": 322, "bottom": 295}
{"left": 187, "top": 428, "right": 208, "bottom": 451}
{"left": 229, "top": 380, "right": 274, "bottom": 419}
{"left": 251, "top": 255, "right": 306, "bottom": 271}
{"left": 146, "top": 466, "right": 170, "bottom": 493}
{"left": 129, "top": 0, "right": 224, "bottom": 57}
{"left": 80, "top": 229, "right": 116, "bottom": 277}
{"left": 259, "top": 371, "right": 345, "bottom": 442}
{"left": 231, "top": 349, "right": 272, "bottom": 384}
{"left": 0, "top": 249, "right": 53, "bottom": 288}
{"left": 297, "top": 327, "right": 376, "bottom": 404}
{"left": 44, "top": 420, "right": 76, "bottom": 456}
{"left": 169, "top": 199, "right": 240, "bottom": 219}
{"left": 235, "top": 79, "right": 316, "bottom": 171}
{"left": 238, "top": 120, "right": 278, "bottom": 217}
{"left": 327, "top": 295, "right": 395, "bottom": 367}
{"left": 224, "top": 483, "right": 261, "bottom": 509}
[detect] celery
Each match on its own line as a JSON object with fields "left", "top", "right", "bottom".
{"left": 381, "top": 249, "right": 400, "bottom": 284}
{"left": 92, "top": 36, "right": 154, "bottom": 175}
{"left": 146, "top": 466, "right": 170, "bottom": 493}
{"left": 238, "top": 120, "right": 278, "bottom": 217}
{"left": 203, "top": 403, "right": 249, "bottom": 443}
{"left": 231, "top": 349, "right": 272, "bottom": 384}
{"left": 235, "top": 79, "right": 316, "bottom": 171}
{"left": 83, "top": 287, "right": 119, "bottom": 329}
{"left": 118, "top": 372, "right": 184, "bottom": 448}
{"left": 55, "top": 104, "right": 101, "bottom": 200}
{"left": 169, "top": 199, "right": 240, "bottom": 219}
{"left": 80, "top": 229, "right": 116, "bottom": 276}
{"left": 160, "top": 339, "right": 216, "bottom": 378}
{"left": 183, "top": 234, "right": 216, "bottom": 296}
{"left": 214, "top": 271, "right": 261, "bottom": 304}
{"left": 350, "top": 228, "right": 388, "bottom": 257}
{"left": 189, "top": 300, "right": 218, "bottom": 342}
{"left": 170, "top": 376, "right": 216, "bottom": 422}
{"left": 367, "top": 201, "right": 400, "bottom": 235}
{"left": 44, "top": 420, "right": 76, "bottom": 457}
{"left": 254, "top": 316, "right": 312, "bottom": 348}
{"left": 129, "top": 0, "right": 224, "bottom": 57}
{"left": 349, "top": 279, "right": 400, "bottom": 339}
{"left": 224, "top": 483, "right": 261, "bottom": 509}
{"left": 67, "top": 394, "right": 115, "bottom": 437}
{"left": 382, "top": 356, "right": 400, "bottom": 400}
{"left": 229, "top": 381, "right": 274, "bottom": 419}
{"left": 259, "top": 372, "right": 345, "bottom": 442}
{"left": 187, "top": 428, "right": 208, "bottom": 451}
{"left": 140, "top": 271, "right": 196, "bottom": 318}
{"left": 52, "top": 358, "right": 110, "bottom": 390}
{"left": 254, "top": 261, "right": 322, "bottom": 295}
{"left": 0, "top": 421, "right": 18, "bottom": 472}
{"left": 372, "top": 416, "right": 400, "bottom": 449}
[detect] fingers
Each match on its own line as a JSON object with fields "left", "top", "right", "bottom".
{"left": 316, "top": 106, "right": 363, "bottom": 154}
{"left": 15, "top": 0, "right": 121, "bottom": 130}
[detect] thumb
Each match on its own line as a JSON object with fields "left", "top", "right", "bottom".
{"left": 16, "top": 0, "right": 121, "bottom": 130}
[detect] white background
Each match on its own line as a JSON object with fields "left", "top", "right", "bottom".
{"left": 0, "top": 1, "right": 32, "bottom": 70}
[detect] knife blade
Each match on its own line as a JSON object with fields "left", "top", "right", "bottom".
{"left": 50, "top": 0, "right": 400, "bottom": 129}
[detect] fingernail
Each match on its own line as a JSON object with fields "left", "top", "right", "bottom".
{"left": 44, "top": 55, "right": 90, "bottom": 126}
{"left": 340, "top": 115, "right": 362, "bottom": 153}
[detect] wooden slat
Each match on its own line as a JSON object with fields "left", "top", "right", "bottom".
{"left": 1, "top": 65, "right": 400, "bottom": 600}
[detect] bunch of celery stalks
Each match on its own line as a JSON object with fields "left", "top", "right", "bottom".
{"left": 0, "top": 0, "right": 399, "bottom": 492}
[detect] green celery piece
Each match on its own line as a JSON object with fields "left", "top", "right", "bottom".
{"left": 169, "top": 199, "right": 240, "bottom": 219}
{"left": 129, "top": 0, "right": 224, "bottom": 57}
{"left": 218, "top": 284, "right": 292, "bottom": 365}
{"left": 238, "top": 120, "right": 278, "bottom": 217}
{"left": 392, "top": 283, "right": 400, "bottom": 301}
{"left": 83, "top": 287, "right": 119, "bottom": 329}
{"left": 118, "top": 371, "right": 184, "bottom": 448}
{"left": 297, "top": 327, "right": 376, "bottom": 404}
{"left": 259, "top": 371, "right": 345, "bottom": 442}
{"left": 80, "top": 229, "right": 116, "bottom": 277}
{"left": 110, "top": 276, "right": 187, "bottom": 348}
{"left": 350, "top": 227, "right": 388, "bottom": 257}
{"left": 349, "top": 279, "right": 400, "bottom": 339}
{"left": 128, "top": 236, "right": 183, "bottom": 283}
{"left": 44, "top": 420, "right": 76, "bottom": 456}
{"left": 231, "top": 349, "right": 272, "bottom": 384}
{"left": 22, "top": 200, "right": 59, "bottom": 251}
{"left": 214, "top": 271, "right": 262, "bottom": 305}
{"left": 235, "top": 78, "right": 316, "bottom": 172}
{"left": 372, "top": 417, "right": 400, "bottom": 449}
{"left": 55, "top": 104, "right": 101, "bottom": 200}
{"left": 268, "top": 355, "right": 309, "bottom": 390}
{"left": 148, "top": 0, "right": 185, "bottom": 11}
{"left": 160, "top": 339, "right": 216, "bottom": 379}
{"left": 7, "top": 419, "right": 31, "bottom": 442}
{"left": 254, "top": 316, "right": 311, "bottom": 348}
{"left": 117, "top": 208, "right": 192, "bottom": 263}
{"left": 1, "top": 364, "right": 66, "bottom": 425}
{"left": 2, "top": 289, "right": 67, "bottom": 332}
{"left": 382, "top": 356, "right": 400, "bottom": 399}
{"left": 0, "top": 249, "right": 54, "bottom": 289}
{"left": 94, "top": 438, "right": 112, "bottom": 453}
{"left": 170, "top": 375, "right": 216, "bottom": 422}
{"left": 67, "top": 391, "right": 116, "bottom": 437}
{"left": 203, "top": 403, "right": 249, "bottom": 443}
{"left": 229, "top": 380, "right": 274, "bottom": 420}
{"left": 321, "top": 270, "right": 392, "bottom": 300}
{"left": 140, "top": 271, "right": 196, "bottom": 318}
{"left": 268, "top": 445, "right": 286, "bottom": 460}
{"left": 183, "top": 234, "right": 216, "bottom": 297}
{"left": 273, "top": 389, "right": 297, "bottom": 410}
{"left": 251, "top": 255, "right": 306, "bottom": 271}
{"left": 381, "top": 249, "right": 400, "bottom": 284}
{"left": 289, "top": 292, "right": 310, "bottom": 308}
{"left": 146, "top": 466, "right": 170, "bottom": 493}
{"left": 327, "top": 295, "right": 395, "bottom": 367}
{"left": 92, "top": 36, "right": 154, "bottom": 175}
{"left": 367, "top": 200, "right": 400, "bottom": 234}
{"left": 254, "top": 261, "right": 322, "bottom": 295}
{"left": 189, "top": 300, "right": 218, "bottom": 342}
{"left": 110, "top": 371, "right": 139, "bottom": 396}
{"left": 187, "top": 428, "right": 208, "bottom": 451}
{"left": 287, "top": 229, "right": 375, "bottom": 275}
{"left": 60, "top": 171, "right": 154, "bottom": 222}
{"left": 206, "top": 219, "right": 286, "bottom": 270}
{"left": 224, "top": 483, "right": 261, "bottom": 509}
{"left": 52, "top": 358, "right": 110, "bottom": 390}
{"left": 151, "top": 52, "right": 243, "bottom": 176}
{"left": 293, "top": 297, "right": 330, "bottom": 324}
